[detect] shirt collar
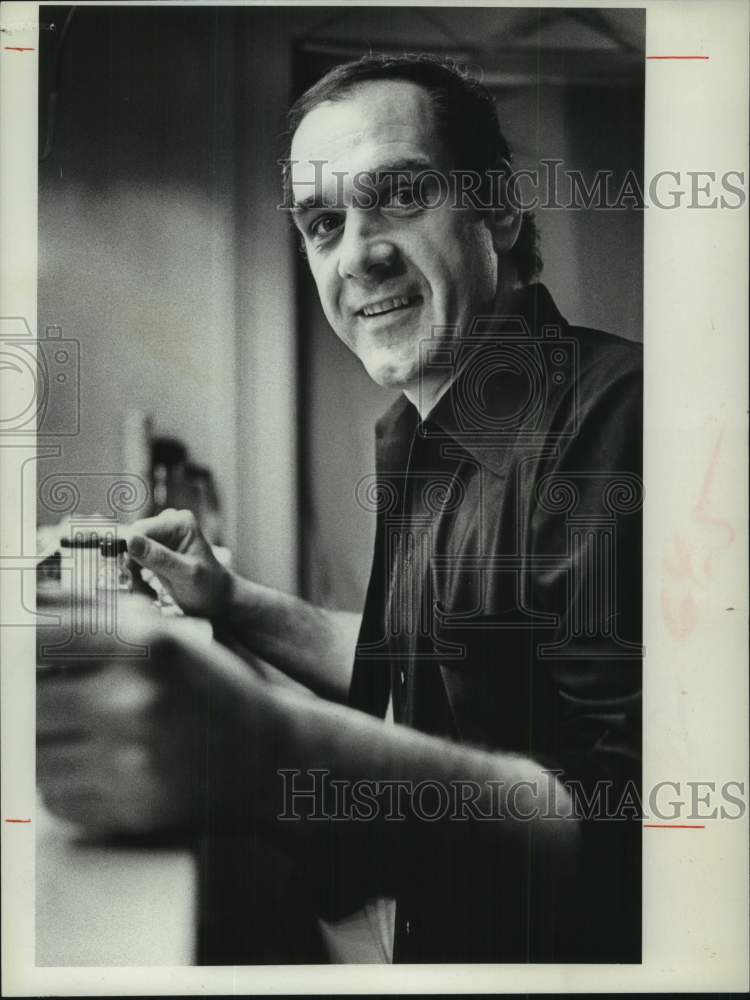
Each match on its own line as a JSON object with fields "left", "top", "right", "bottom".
{"left": 375, "top": 283, "right": 568, "bottom": 475}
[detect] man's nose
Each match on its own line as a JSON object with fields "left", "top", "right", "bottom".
{"left": 336, "top": 209, "right": 397, "bottom": 282}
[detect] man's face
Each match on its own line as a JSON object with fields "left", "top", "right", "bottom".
{"left": 289, "top": 80, "right": 499, "bottom": 394}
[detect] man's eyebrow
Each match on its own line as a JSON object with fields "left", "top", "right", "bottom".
{"left": 290, "top": 193, "right": 330, "bottom": 216}
{"left": 289, "top": 157, "right": 436, "bottom": 214}
{"left": 365, "top": 157, "right": 435, "bottom": 179}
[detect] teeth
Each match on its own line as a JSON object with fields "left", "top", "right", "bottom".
{"left": 362, "top": 296, "right": 412, "bottom": 317}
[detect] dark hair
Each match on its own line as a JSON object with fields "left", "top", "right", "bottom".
{"left": 283, "top": 52, "right": 542, "bottom": 284}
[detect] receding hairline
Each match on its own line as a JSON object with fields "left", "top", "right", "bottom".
{"left": 290, "top": 77, "right": 440, "bottom": 144}
{"left": 282, "top": 53, "right": 544, "bottom": 283}
{"left": 288, "top": 79, "right": 458, "bottom": 190}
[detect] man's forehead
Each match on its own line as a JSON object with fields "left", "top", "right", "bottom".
{"left": 290, "top": 80, "right": 441, "bottom": 191}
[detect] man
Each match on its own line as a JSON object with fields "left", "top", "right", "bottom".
{"left": 37, "top": 55, "right": 642, "bottom": 964}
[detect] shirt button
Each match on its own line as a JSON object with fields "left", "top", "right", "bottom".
{"left": 405, "top": 919, "right": 411, "bottom": 935}
{"left": 400, "top": 670, "right": 406, "bottom": 685}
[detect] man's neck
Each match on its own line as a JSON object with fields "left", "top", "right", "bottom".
{"left": 402, "top": 371, "right": 454, "bottom": 421}
{"left": 403, "top": 280, "right": 524, "bottom": 421}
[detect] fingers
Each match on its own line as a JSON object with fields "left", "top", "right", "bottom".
{"left": 127, "top": 533, "right": 192, "bottom": 587}
{"left": 36, "top": 656, "right": 192, "bottom": 835}
{"left": 128, "top": 508, "right": 199, "bottom": 552}
{"left": 34, "top": 617, "right": 272, "bottom": 836}
{"left": 126, "top": 513, "right": 226, "bottom": 619}
{"left": 38, "top": 738, "right": 189, "bottom": 834}
{"left": 126, "top": 509, "right": 185, "bottom": 587}
{"left": 128, "top": 559, "right": 159, "bottom": 599}
{"left": 40, "top": 785, "right": 116, "bottom": 831}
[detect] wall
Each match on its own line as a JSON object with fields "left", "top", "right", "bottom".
{"left": 38, "top": 7, "right": 239, "bottom": 558}
{"left": 231, "top": 11, "right": 300, "bottom": 590}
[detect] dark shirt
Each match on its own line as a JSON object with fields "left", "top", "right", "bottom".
{"left": 349, "top": 283, "right": 643, "bottom": 963}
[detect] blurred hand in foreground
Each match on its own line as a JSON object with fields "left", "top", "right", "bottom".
{"left": 127, "top": 508, "right": 231, "bottom": 619}
{"left": 36, "top": 594, "right": 279, "bottom": 838}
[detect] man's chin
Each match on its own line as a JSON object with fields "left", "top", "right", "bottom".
{"left": 361, "top": 357, "right": 419, "bottom": 392}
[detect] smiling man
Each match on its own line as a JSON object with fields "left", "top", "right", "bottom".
{"left": 37, "top": 54, "right": 643, "bottom": 965}
{"left": 287, "top": 75, "right": 515, "bottom": 410}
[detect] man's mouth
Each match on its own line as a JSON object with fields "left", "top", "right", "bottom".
{"left": 358, "top": 295, "right": 421, "bottom": 318}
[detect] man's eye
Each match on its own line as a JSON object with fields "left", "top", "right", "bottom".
{"left": 309, "top": 214, "right": 342, "bottom": 240}
{"left": 381, "top": 185, "right": 421, "bottom": 212}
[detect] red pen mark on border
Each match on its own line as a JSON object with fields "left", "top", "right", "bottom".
{"left": 5, "top": 818, "right": 32, "bottom": 824}
{"left": 646, "top": 55, "right": 709, "bottom": 60}
{"left": 3, "top": 47, "right": 36, "bottom": 52}
{"left": 643, "top": 823, "right": 705, "bottom": 829}
{"left": 661, "top": 420, "right": 734, "bottom": 642}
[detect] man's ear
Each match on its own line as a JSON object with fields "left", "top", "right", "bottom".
{"left": 483, "top": 205, "right": 523, "bottom": 254}
{"left": 481, "top": 158, "right": 523, "bottom": 253}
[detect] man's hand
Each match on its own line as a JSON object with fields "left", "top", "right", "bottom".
{"left": 36, "top": 595, "right": 278, "bottom": 838}
{"left": 35, "top": 593, "right": 579, "bottom": 904}
{"left": 127, "top": 508, "right": 231, "bottom": 619}
{"left": 37, "top": 658, "right": 193, "bottom": 835}
{"left": 126, "top": 507, "right": 357, "bottom": 702}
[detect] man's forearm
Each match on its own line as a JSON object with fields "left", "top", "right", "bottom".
{"left": 217, "top": 668, "right": 579, "bottom": 909}
{"left": 221, "top": 573, "right": 360, "bottom": 702}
